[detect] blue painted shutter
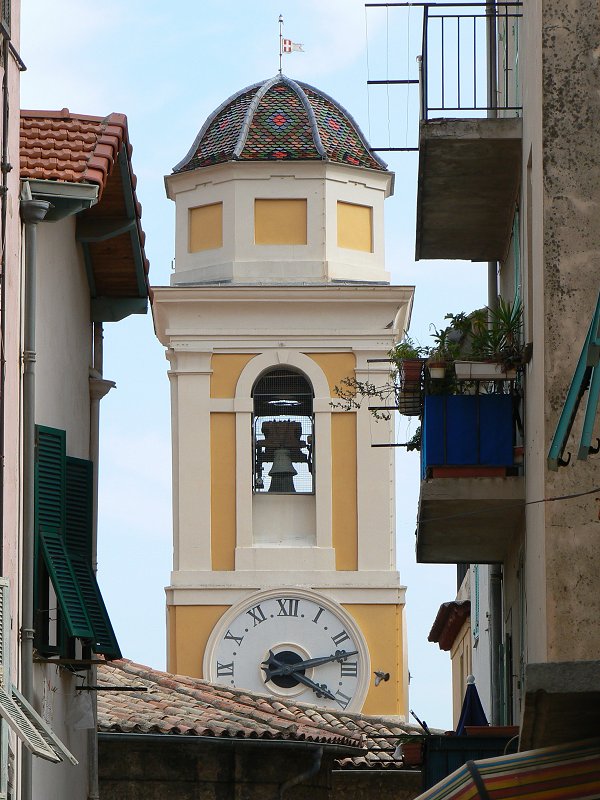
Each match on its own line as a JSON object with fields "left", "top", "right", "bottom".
{"left": 66, "top": 457, "right": 121, "bottom": 659}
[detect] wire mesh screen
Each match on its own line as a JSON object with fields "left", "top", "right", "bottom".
{"left": 252, "top": 369, "right": 314, "bottom": 494}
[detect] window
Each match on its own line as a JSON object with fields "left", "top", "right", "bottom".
{"left": 189, "top": 202, "right": 223, "bottom": 252}
{"left": 0, "top": 577, "right": 77, "bottom": 765}
{"left": 34, "top": 425, "right": 121, "bottom": 660}
{"left": 254, "top": 199, "right": 307, "bottom": 245}
{"left": 337, "top": 201, "right": 373, "bottom": 252}
{"left": 252, "top": 369, "right": 314, "bottom": 494}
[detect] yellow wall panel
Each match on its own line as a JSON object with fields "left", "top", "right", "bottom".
{"left": 345, "top": 603, "right": 406, "bottom": 716}
{"left": 254, "top": 199, "right": 307, "bottom": 245}
{"left": 309, "top": 352, "right": 356, "bottom": 397}
{"left": 211, "top": 353, "right": 258, "bottom": 398}
{"left": 332, "top": 413, "right": 357, "bottom": 570}
{"left": 337, "top": 201, "right": 373, "bottom": 252}
{"left": 450, "top": 620, "right": 472, "bottom": 727}
{"left": 167, "top": 605, "right": 229, "bottom": 677}
{"left": 211, "top": 414, "right": 236, "bottom": 570}
{"left": 189, "top": 202, "right": 223, "bottom": 252}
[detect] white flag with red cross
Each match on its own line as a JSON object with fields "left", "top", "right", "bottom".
{"left": 282, "top": 38, "right": 304, "bottom": 53}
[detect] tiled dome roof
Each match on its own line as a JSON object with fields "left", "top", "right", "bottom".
{"left": 173, "top": 75, "right": 387, "bottom": 174}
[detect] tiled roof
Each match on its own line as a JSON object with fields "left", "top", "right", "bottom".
{"left": 428, "top": 600, "right": 471, "bottom": 651}
{"left": 19, "top": 109, "right": 149, "bottom": 312}
{"left": 174, "top": 75, "right": 387, "bottom": 174}
{"left": 97, "top": 659, "right": 419, "bottom": 767}
{"left": 21, "top": 109, "right": 128, "bottom": 199}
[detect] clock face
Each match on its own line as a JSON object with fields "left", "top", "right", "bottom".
{"left": 204, "top": 589, "right": 370, "bottom": 712}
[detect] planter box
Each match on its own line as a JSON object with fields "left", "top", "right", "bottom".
{"left": 400, "top": 358, "right": 425, "bottom": 386}
{"left": 422, "top": 394, "right": 514, "bottom": 475}
{"left": 422, "top": 734, "right": 518, "bottom": 790}
{"left": 398, "top": 389, "right": 422, "bottom": 417}
{"left": 455, "top": 361, "right": 516, "bottom": 380}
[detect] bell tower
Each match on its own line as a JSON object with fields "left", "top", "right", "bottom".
{"left": 153, "top": 75, "right": 414, "bottom": 715}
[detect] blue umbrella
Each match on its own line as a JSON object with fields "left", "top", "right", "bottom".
{"left": 455, "top": 675, "right": 488, "bottom": 735}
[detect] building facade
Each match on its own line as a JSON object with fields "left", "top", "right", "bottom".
{"left": 409, "top": 0, "right": 600, "bottom": 752}
{"left": 153, "top": 75, "right": 414, "bottom": 716}
{"left": 0, "top": 8, "right": 150, "bottom": 791}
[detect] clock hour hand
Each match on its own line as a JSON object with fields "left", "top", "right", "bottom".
{"left": 262, "top": 649, "right": 358, "bottom": 679}
{"left": 261, "top": 652, "right": 336, "bottom": 700}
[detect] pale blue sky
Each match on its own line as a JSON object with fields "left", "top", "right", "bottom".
{"left": 21, "top": 0, "right": 487, "bottom": 728}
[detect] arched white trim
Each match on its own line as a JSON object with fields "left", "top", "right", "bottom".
{"left": 234, "top": 350, "right": 333, "bottom": 565}
{"left": 235, "top": 350, "right": 331, "bottom": 400}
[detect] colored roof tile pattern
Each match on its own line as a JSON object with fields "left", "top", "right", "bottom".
{"left": 174, "top": 75, "right": 387, "bottom": 174}
{"left": 97, "top": 659, "right": 420, "bottom": 768}
{"left": 242, "top": 82, "right": 319, "bottom": 162}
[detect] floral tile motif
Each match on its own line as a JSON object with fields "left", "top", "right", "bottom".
{"left": 175, "top": 77, "right": 387, "bottom": 174}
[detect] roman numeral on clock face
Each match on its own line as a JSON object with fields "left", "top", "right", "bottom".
{"left": 335, "top": 690, "right": 352, "bottom": 709}
{"left": 340, "top": 660, "right": 358, "bottom": 677}
{"left": 331, "top": 630, "right": 350, "bottom": 646}
{"left": 246, "top": 604, "right": 266, "bottom": 626}
{"left": 216, "top": 661, "right": 234, "bottom": 677}
{"left": 224, "top": 630, "right": 244, "bottom": 647}
{"left": 276, "top": 598, "right": 299, "bottom": 617}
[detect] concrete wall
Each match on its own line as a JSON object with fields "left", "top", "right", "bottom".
{"left": 99, "top": 739, "right": 422, "bottom": 800}
{"left": 537, "top": 0, "right": 600, "bottom": 663}
{"left": 508, "top": 0, "right": 600, "bottom": 670}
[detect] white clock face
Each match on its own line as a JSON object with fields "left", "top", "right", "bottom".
{"left": 204, "top": 589, "right": 370, "bottom": 712}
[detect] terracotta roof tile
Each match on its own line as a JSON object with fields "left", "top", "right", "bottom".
{"left": 21, "top": 109, "right": 125, "bottom": 199}
{"left": 97, "top": 660, "right": 423, "bottom": 768}
{"left": 20, "top": 108, "right": 149, "bottom": 286}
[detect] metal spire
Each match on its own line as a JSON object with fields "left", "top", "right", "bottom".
{"left": 278, "top": 15, "right": 283, "bottom": 74}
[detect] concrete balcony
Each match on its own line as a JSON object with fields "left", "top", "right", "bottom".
{"left": 416, "top": 475, "right": 524, "bottom": 563}
{"left": 416, "top": 393, "right": 524, "bottom": 563}
{"left": 415, "top": 117, "right": 522, "bottom": 262}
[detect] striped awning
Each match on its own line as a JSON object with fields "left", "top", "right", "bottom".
{"left": 415, "top": 738, "right": 600, "bottom": 800}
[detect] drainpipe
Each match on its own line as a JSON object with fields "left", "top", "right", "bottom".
{"left": 486, "top": 0, "right": 499, "bottom": 312}
{"left": 20, "top": 194, "right": 50, "bottom": 800}
{"left": 486, "top": 0, "right": 503, "bottom": 724}
{"left": 279, "top": 746, "right": 323, "bottom": 800}
{"left": 0, "top": 31, "right": 12, "bottom": 576}
{"left": 489, "top": 564, "right": 503, "bottom": 724}
{"left": 88, "top": 323, "right": 114, "bottom": 800}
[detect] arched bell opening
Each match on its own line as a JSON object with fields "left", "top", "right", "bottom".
{"left": 252, "top": 368, "right": 314, "bottom": 495}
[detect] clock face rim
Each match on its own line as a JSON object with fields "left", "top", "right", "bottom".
{"left": 203, "top": 587, "right": 371, "bottom": 712}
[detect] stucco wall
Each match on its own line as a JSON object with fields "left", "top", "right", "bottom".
{"left": 538, "top": 0, "right": 600, "bottom": 662}
{"left": 34, "top": 216, "right": 91, "bottom": 457}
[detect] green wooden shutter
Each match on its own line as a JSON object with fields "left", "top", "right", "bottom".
{"left": 35, "top": 426, "right": 66, "bottom": 535}
{"left": 66, "top": 457, "right": 121, "bottom": 659}
{"left": 39, "top": 528, "right": 93, "bottom": 640}
{"left": 35, "top": 427, "right": 93, "bottom": 641}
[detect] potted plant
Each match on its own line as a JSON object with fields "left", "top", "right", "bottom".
{"left": 454, "top": 299, "right": 524, "bottom": 380}
{"left": 426, "top": 325, "right": 461, "bottom": 380}
{"left": 395, "top": 734, "right": 425, "bottom": 766}
{"left": 389, "top": 337, "right": 427, "bottom": 386}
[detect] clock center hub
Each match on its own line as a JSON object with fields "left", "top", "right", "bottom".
{"left": 266, "top": 650, "right": 306, "bottom": 688}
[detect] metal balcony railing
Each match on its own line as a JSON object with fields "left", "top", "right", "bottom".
{"left": 420, "top": 2, "right": 522, "bottom": 120}
{"left": 366, "top": 2, "right": 523, "bottom": 150}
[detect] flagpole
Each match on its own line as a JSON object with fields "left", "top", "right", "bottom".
{"left": 278, "top": 14, "right": 283, "bottom": 74}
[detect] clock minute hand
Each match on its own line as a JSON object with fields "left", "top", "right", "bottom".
{"left": 263, "top": 650, "right": 358, "bottom": 678}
